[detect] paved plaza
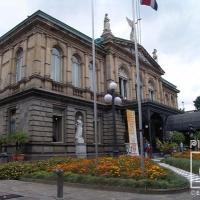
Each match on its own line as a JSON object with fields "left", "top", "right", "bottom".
{"left": 0, "top": 180, "right": 194, "bottom": 200}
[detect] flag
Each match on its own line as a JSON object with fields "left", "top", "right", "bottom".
{"left": 141, "top": 0, "right": 158, "bottom": 11}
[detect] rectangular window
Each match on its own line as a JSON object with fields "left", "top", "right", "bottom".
{"left": 53, "top": 115, "right": 63, "bottom": 142}
{"left": 119, "top": 77, "right": 127, "bottom": 99}
{"left": 123, "top": 79, "right": 127, "bottom": 98}
{"left": 9, "top": 109, "right": 16, "bottom": 133}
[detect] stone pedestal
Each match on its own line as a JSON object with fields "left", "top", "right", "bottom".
{"left": 75, "top": 143, "right": 87, "bottom": 158}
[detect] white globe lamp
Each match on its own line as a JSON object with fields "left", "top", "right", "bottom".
{"left": 109, "top": 81, "right": 117, "bottom": 90}
{"left": 114, "top": 97, "right": 122, "bottom": 106}
{"left": 104, "top": 93, "right": 112, "bottom": 104}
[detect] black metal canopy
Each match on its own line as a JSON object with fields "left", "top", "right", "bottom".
{"left": 166, "top": 111, "right": 200, "bottom": 131}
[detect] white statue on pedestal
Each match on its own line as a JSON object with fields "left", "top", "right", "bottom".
{"left": 104, "top": 13, "right": 110, "bottom": 32}
{"left": 75, "top": 115, "right": 84, "bottom": 143}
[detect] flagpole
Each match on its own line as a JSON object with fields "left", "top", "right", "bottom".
{"left": 136, "top": 0, "right": 142, "bottom": 44}
{"left": 91, "top": 0, "right": 98, "bottom": 158}
{"left": 132, "top": 0, "right": 144, "bottom": 173}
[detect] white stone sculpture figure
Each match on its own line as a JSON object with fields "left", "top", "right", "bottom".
{"left": 126, "top": 17, "right": 134, "bottom": 41}
{"left": 104, "top": 13, "right": 111, "bottom": 32}
{"left": 75, "top": 115, "right": 84, "bottom": 143}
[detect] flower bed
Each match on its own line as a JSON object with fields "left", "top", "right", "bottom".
{"left": 49, "top": 156, "right": 167, "bottom": 180}
{"left": 0, "top": 155, "right": 189, "bottom": 190}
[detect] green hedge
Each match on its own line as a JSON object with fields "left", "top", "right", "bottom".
{"left": 24, "top": 170, "right": 189, "bottom": 189}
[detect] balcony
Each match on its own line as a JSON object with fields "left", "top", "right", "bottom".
{"left": 52, "top": 82, "right": 64, "bottom": 92}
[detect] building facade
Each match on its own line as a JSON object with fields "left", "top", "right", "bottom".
{"left": 0, "top": 11, "right": 180, "bottom": 158}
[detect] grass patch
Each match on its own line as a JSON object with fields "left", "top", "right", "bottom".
{"left": 163, "top": 157, "right": 200, "bottom": 174}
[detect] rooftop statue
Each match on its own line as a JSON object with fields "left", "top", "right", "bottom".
{"left": 126, "top": 17, "right": 135, "bottom": 41}
{"left": 152, "top": 49, "right": 158, "bottom": 62}
{"left": 102, "top": 13, "right": 113, "bottom": 36}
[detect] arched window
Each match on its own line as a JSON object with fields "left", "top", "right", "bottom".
{"left": 119, "top": 67, "right": 128, "bottom": 99}
{"left": 51, "top": 48, "right": 61, "bottom": 82}
{"left": 16, "top": 48, "right": 23, "bottom": 82}
{"left": 88, "top": 62, "right": 94, "bottom": 91}
{"left": 148, "top": 81, "right": 155, "bottom": 101}
{"left": 72, "top": 55, "right": 81, "bottom": 87}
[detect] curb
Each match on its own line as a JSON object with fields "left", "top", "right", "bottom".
{"left": 20, "top": 178, "right": 189, "bottom": 194}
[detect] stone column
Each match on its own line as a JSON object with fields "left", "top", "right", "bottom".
{"left": 44, "top": 35, "right": 51, "bottom": 78}
{"left": 22, "top": 39, "right": 28, "bottom": 79}
{"left": 96, "top": 60, "right": 100, "bottom": 93}
{"left": 155, "top": 78, "right": 160, "bottom": 102}
{"left": 82, "top": 53, "right": 88, "bottom": 89}
{"left": 105, "top": 52, "right": 115, "bottom": 83}
{"left": 99, "top": 59, "right": 104, "bottom": 93}
{"left": 113, "top": 55, "right": 119, "bottom": 93}
{"left": 32, "top": 33, "right": 42, "bottom": 75}
{"left": 144, "top": 73, "right": 149, "bottom": 99}
{"left": 62, "top": 44, "right": 68, "bottom": 84}
{"left": 9, "top": 47, "right": 14, "bottom": 85}
{"left": 66, "top": 45, "right": 72, "bottom": 84}
{"left": 159, "top": 80, "right": 164, "bottom": 103}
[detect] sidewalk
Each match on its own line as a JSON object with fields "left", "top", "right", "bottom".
{"left": 0, "top": 180, "right": 191, "bottom": 200}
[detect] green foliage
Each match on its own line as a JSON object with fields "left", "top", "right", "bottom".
{"left": 8, "top": 131, "right": 29, "bottom": 153}
{"left": 0, "top": 157, "right": 72, "bottom": 180}
{"left": 196, "top": 131, "right": 200, "bottom": 140}
{"left": 0, "top": 135, "right": 9, "bottom": 152}
{"left": 164, "top": 157, "right": 200, "bottom": 174}
{"left": 24, "top": 170, "right": 188, "bottom": 189}
{"left": 194, "top": 96, "right": 200, "bottom": 110}
{"left": 156, "top": 139, "right": 177, "bottom": 154}
{"left": 0, "top": 162, "right": 34, "bottom": 180}
{"left": 171, "top": 132, "right": 185, "bottom": 144}
{"left": 0, "top": 156, "right": 189, "bottom": 189}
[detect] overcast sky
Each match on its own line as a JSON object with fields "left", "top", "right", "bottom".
{"left": 0, "top": 0, "right": 199, "bottom": 111}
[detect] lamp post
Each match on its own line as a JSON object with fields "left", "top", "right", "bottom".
{"left": 104, "top": 81, "right": 122, "bottom": 156}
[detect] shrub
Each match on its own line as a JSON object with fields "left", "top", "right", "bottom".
{"left": 8, "top": 131, "right": 29, "bottom": 153}
{"left": 156, "top": 139, "right": 177, "bottom": 154}
{"left": 0, "top": 156, "right": 73, "bottom": 180}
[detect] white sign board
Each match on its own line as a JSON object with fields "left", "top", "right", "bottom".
{"left": 126, "top": 110, "right": 139, "bottom": 156}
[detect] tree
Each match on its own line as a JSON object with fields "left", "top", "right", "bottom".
{"left": 171, "top": 131, "right": 185, "bottom": 144}
{"left": 194, "top": 96, "right": 200, "bottom": 111}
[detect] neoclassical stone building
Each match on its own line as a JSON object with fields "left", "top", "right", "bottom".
{"left": 0, "top": 10, "right": 180, "bottom": 158}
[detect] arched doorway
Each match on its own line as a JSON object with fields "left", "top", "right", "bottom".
{"left": 150, "top": 113, "right": 163, "bottom": 151}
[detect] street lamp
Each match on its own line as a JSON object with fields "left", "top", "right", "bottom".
{"left": 104, "top": 81, "right": 122, "bottom": 156}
